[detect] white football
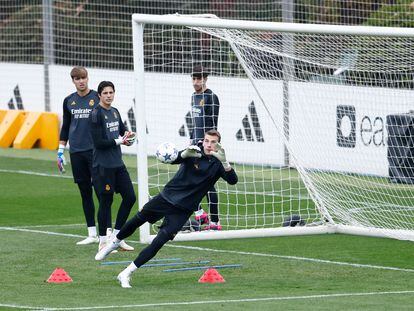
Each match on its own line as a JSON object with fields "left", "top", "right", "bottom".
{"left": 155, "top": 142, "right": 178, "bottom": 164}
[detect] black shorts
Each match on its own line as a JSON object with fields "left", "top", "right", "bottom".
{"left": 92, "top": 165, "right": 133, "bottom": 195}
{"left": 70, "top": 150, "right": 93, "bottom": 184}
{"left": 139, "top": 194, "right": 192, "bottom": 236}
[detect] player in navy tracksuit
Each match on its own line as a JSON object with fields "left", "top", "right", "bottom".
{"left": 190, "top": 65, "right": 221, "bottom": 229}
{"left": 95, "top": 129, "right": 238, "bottom": 288}
{"left": 58, "top": 66, "right": 111, "bottom": 245}
{"left": 90, "top": 81, "right": 136, "bottom": 252}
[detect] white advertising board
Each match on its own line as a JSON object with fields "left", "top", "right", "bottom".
{"left": 143, "top": 72, "right": 285, "bottom": 165}
{"left": 2, "top": 63, "right": 413, "bottom": 177}
{"left": 0, "top": 63, "right": 44, "bottom": 111}
{"left": 289, "top": 82, "right": 414, "bottom": 176}
{"left": 0, "top": 64, "right": 285, "bottom": 165}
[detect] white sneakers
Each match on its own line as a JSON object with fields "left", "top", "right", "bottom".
{"left": 95, "top": 240, "right": 120, "bottom": 260}
{"left": 76, "top": 230, "right": 133, "bottom": 251}
{"left": 119, "top": 240, "right": 134, "bottom": 251}
{"left": 76, "top": 236, "right": 99, "bottom": 245}
{"left": 107, "top": 228, "right": 134, "bottom": 251}
{"left": 117, "top": 271, "right": 132, "bottom": 288}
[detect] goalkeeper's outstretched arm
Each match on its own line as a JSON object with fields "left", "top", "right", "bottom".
{"left": 221, "top": 166, "right": 238, "bottom": 185}
{"left": 211, "top": 143, "right": 238, "bottom": 184}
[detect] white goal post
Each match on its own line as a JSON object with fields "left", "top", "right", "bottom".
{"left": 132, "top": 13, "right": 414, "bottom": 243}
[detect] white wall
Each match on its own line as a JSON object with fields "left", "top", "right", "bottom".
{"left": 0, "top": 63, "right": 45, "bottom": 111}
{"left": 1, "top": 63, "right": 413, "bottom": 176}
{"left": 289, "top": 82, "right": 414, "bottom": 176}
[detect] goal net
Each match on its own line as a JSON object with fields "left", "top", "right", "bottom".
{"left": 132, "top": 14, "right": 414, "bottom": 242}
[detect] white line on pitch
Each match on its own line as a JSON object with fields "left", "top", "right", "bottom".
{"left": 12, "top": 224, "right": 85, "bottom": 229}
{"left": 0, "top": 227, "right": 83, "bottom": 238}
{"left": 165, "top": 244, "right": 414, "bottom": 273}
{"left": 0, "top": 169, "right": 138, "bottom": 184}
{"left": 1, "top": 226, "right": 413, "bottom": 273}
{"left": 2, "top": 290, "right": 414, "bottom": 310}
{"left": 0, "top": 303, "right": 40, "bottom": 310}
{"left": 0, "top": 169, "right": 72, "bottom": 178}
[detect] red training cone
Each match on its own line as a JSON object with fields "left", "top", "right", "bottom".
{"left": 46, "top": 268, "right": 73, "bottom": 283}
{"left": 198, "top": 268, "right": 225, "bottom": 283}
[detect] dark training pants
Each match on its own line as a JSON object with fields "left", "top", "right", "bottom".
{"left": 117, "top": 194, "right": 192, "bottom": 268}
{"left": 70, "top": 150, "right": 111, "bottom": 228}
{"left": 207, "top": 186, "right": 219, "bottom": 223}
{"left": 93, "top": 165, "right": 136, "bottom": 236}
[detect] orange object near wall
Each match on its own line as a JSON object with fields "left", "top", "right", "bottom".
{"left": 13, "top": 112, "right": 59, "bottom": 150}
{"left": 0, "top": 110, "right": 27, "bottom": 148}
{"left": 0, "top": 109, "right": 7, "bottom": 123}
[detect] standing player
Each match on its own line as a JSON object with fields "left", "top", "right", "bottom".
{"left": 95, "top": 130, "right": 238, "bottom": 288}
{"left": 90, "top": 81, "right": 136, "bottom": 252}
{"left": 190, "top": 64, "right": 221, "bottom": 230}
{"left": 58, "top": 66, "right": 111, "bottom": 245}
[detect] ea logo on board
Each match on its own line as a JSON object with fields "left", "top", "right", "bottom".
{"left": 336, "top": 105, "right": 356, "bottom": 148}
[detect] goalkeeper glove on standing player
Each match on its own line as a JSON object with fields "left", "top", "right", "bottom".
{"left": 57, "top": 144, "right": 66, "bottom": 173}
{"left": 115, "top": 131, "right": 136, "bottom": 146}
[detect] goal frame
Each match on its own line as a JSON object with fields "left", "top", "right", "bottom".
{"left": 132, "top": 13, "right": 414, "bottom": 243}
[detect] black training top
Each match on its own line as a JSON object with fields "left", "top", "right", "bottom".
{"left": 59, "top": 90, "right": 99, "bottom": 153}
{"left": 160, "top": 149, "right": 237, "bottom": 212}
{"left": 89, "top": 104, "right": 127, "bottom": 168}
{"left": 190, "top": 88, "right": 220, "bottom": 144}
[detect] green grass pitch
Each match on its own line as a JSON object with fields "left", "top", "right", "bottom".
{"left": 1, "top": 148, "right": 414, "bottom": 310}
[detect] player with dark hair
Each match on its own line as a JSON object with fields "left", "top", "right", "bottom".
{"left": 190, "top": 64, "right": 222, "bottom": 230}
{"left": 90, "top": 81, "right": 136, "bottom": 252}
{"left": 58, "top": 66, "right": 111, "bottom": 245}
{"left": 95, "top": 129, "right": 238, "bottom": 288}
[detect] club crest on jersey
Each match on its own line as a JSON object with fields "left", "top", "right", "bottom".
{"left": 89, "top": 99, "right": 95, "bottom": 106}
{"left": 199, "top": 99, "right": 205, "bottom": 107}
{"left": 105, "top": 184, "right": 111, "bottom": 191}
{"left": 113, "top": 111, "right": 118, "bottom": 119}
{"left": 104, "top": 115, "right": 108, "bottom": 119}
{"left": 70, "top": 101, "right": 76, "bottom": 106}
{"left": 194, "top": 163, "right": 199, "bottom": 169}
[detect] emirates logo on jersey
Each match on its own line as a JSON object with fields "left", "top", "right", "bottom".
{"left": 89, "top": 99, "right": 94, "bottom": 106}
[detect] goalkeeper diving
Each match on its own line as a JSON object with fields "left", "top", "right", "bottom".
{"left": 95, "top": 129, "right": 238, "bottom": 288}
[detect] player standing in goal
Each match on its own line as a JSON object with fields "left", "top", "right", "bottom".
{"left": 57, "top": 66, "right": 111, "bottom": 245}
{"left": 95, "top": 130, "right": 238, "bottom": 288}
{"left": 90, "top": 81, "right": 136, "bottom": 253}
{"left": 190, "top": 64, "right": 222, "bottom": 230}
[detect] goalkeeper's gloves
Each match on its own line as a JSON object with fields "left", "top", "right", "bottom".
{"left": 124, "top": 132, "right": 136, "bottom": 146}
{"left": 57, "top": 144, "right": 66, "bottom": 174}
{"left": 115, "top": 131, "right": 136, "bottom": 146}
{"left": 210, "top": 143, "right": 231, "bottom": 170}
{"left": 181, "top": 145, "right": 202, "bottom": 159}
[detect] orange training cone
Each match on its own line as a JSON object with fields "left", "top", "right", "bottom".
{"left": 198, "top": 268, "right": 225, "bottom": 283}
{"left": 46, "top": 268, "right": 73, "bottom": 283}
